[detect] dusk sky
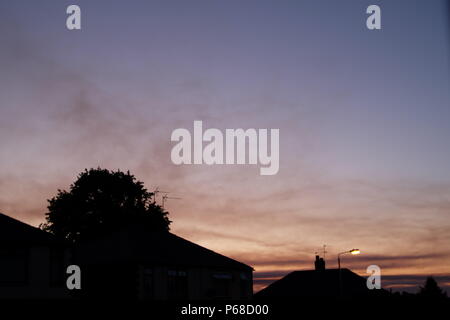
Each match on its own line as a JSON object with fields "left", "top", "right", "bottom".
{"left": 1, "top": 0, "right": 449, "bottom": 292}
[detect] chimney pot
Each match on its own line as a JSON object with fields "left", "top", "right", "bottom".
{"left": 314, "top": 255, "right": 326, "bottom": 271}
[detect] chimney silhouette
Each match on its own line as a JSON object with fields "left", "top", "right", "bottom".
{"left": 314, "top": 255, "right": 325, "bottom": 271}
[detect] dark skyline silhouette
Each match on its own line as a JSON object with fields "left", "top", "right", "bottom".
{"left": 1, "top": 204, "right": 448, "bottom": 300}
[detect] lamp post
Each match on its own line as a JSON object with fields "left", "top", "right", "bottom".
{"left": 337, "top": 249, "right": 360, "bottom": 296}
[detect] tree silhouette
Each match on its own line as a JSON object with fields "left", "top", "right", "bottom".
{"left": 41, "top": 168, "right": 171, "bottom": 242}
{"left": 418, "top": 277, "right": 447, "bottom": 299}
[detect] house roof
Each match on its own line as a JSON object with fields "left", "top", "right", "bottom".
{"left": 73, "top": 224, "right": 253, "bottom": 271}
{"left": 255, "top": 269, "right": 371, "bottom": 298}
{"left": 0, "top": 212, "right": 55, "bottom": 246}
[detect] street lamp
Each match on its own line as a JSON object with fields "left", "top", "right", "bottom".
{"left": 337, "top": 249, "right": 360, "bottom": 296}
{"left": 338, "top": 249, "right": 360, "bottom": 269}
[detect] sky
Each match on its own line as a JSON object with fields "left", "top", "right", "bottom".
{"left": 0, "top": 0, "right": 449, "bottom": 293}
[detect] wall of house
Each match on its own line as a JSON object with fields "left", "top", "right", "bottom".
{"left": 137, "top": 265, "right": 253, "bottom": 300}
{"left": 0, "top": 246, "right": 69, "bottom": 299}
{"left": 1, "top": 246, "right": 253, "bottom": 301}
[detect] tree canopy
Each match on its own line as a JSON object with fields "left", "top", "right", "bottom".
{"left": 41, "top": 168, "right": 171, "bottom": 242}
{"left": 418, "top": 277, "right": 447, "bottom": 299}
